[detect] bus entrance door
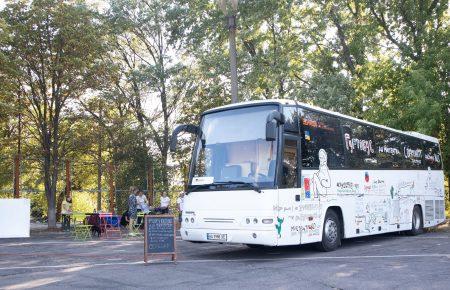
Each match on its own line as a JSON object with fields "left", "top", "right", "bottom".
{"left": 276, "top": 135, "right": 302, "bottom": 246}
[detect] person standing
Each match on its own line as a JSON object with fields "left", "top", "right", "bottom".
{"left": 160, "top": 192, "right": 170, "bottom": 214}
{"left": 176, "top": 192, "right": 185, "bottom": 222}
{"left": 61, "top": 196, "right": 72, "bottom": 231}
{"left": 128, "top": 186, "right": 138, "bottom": 231}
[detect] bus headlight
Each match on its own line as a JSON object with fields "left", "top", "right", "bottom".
{"left": 185, "top": 218, "right": 189, "bottom": 223}
{"left": 262, "top": 218, "right": 273, "bottom": 224}
{"left": 253, "top": 218, "right": 258, "bottom": 224}
{"left": 246, "top": 218, "right": 250, "bottom": 224}
{"left": 190, "top": 217, "right": 195, "bottom": 223}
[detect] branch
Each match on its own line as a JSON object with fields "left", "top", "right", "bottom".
{"left": 329, "top": 6, "right": 356, "bottom": 74}
{"left": 368, "top": 2, "right": 418, "bottom": 61}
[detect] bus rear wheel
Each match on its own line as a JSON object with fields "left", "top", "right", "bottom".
{"left": 407, "top": 206, "right": 423, "bottom": 236}
{"left": 317, "top": 210, "right": 341, "bottom": 252}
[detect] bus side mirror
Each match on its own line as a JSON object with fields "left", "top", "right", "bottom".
{"left": 266, "top": 111, "right": 285, "bottom": 141}
{"left": 170, "top": 124, "right": 201, "bottom": 153}
{"left": 266, "top": 121, "right": 277, "bottom": 141}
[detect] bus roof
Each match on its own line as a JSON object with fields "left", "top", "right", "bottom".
{"left": 203, "top": 99, "right": 439, "bottom": 143}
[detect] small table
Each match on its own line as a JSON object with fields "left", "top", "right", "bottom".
{"left": 99, "top": 213, "right": 121, "bottom": 239}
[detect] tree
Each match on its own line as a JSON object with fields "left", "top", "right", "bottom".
{"left": 364, "top": 0, "right": 449, "bottom": 180}
{"left": 173, "top": 0, "right": 449, "bottom": 186}
{"left": 0, "top": 0, "right": 108, "bottom": 228}
{"left": 107, "top": 0, "right": 192, "bottom": 191}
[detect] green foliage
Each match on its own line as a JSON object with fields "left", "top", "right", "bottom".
{"left": 0, "top": 0, "right": 109, "bottom": 227}
{"left": 172, "top": 0, "right": 449, "bottom": 193}
{"left": 300, "top": 73, "right": 356, "bottom": 115}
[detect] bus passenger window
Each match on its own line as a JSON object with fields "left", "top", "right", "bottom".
{"left": 373, "top": 129, "right": 403, "bottom": 169}
{"left": 281, "top": 138, "right": 298, "bottom": 188}
{"left": 424, "top": 142, "right": 442, "bottom": 170}
{"left": 402, "top": 136, "right": 423, "bottom": 169}
{"left": 300, "top": 110, "right": 344, "bottom": 169}
{"left": 341, "top": 121, "right": 377, "bottom": 169}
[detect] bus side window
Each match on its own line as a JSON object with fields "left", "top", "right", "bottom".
{"left": 281, "top": 138, "right": 298, "bottom": 188}
{"left": 402, "top": 136, "right": 423, "bottom": 169}
{"left": 341, "top": 121, "right": 377, "bottom": 169}
{"left": 424, "top": 141, "right": 442, "bottom": 170}
{"left": 300, "top": 109, "right": 344, "bottom": 169}
{"left": 373, "top": 129, "right": 402, "bottom": 169}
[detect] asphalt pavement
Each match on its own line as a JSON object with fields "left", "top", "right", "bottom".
{"left": 0, "top": 224, "right": 449, "bottom": 290}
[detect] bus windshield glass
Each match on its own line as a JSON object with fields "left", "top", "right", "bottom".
{"left": 191, "top": 105, "right": 279, "bottom": 189}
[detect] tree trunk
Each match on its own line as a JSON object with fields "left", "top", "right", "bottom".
{"left": 44, "top": 169, "right": 57, "bottom": 229}
{"left": 48, "top": 164, "right": 58, "bottom": 229}
{"left": 55, "top": 190, "right": 65, "bottom": 222}
{"left": 42, "top": 108, "right": 60, "bottom": 229}
{"left": 147, "top": 158, "right": 154, "bottom": 206}
{"left": 47, "top": 201, "right": 57, "bottom": 229}
{"left": 43, "top": 143, "right": 57, "bottom": 229}
{"left": 160, "top": 102, "right": 169, "bottom": 192}
{"left": 97, "top": 143, "right": 102, "bottom": 211}
{"left": 161, "top": 149, "right": 169, "bottom": 191}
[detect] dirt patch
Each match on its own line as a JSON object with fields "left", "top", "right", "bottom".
{"left": 426, "top": 220, "right": 450, "bottom": 233}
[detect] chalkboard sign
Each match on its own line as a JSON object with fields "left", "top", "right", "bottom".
{"left": 144, "top": 215, "right": 176, "bottom": 263}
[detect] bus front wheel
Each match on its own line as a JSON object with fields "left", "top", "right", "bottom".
{"left": 317, "top": 210, "right": 341, "bottom": 252}
{"left": 407, "top": 206, "right": 423, "bottom": 236}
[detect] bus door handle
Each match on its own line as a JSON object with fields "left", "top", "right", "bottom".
{"left": 295, "top": 195, "right": 300, "bottom": 201}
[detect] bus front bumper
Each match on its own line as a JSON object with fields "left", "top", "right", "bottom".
{"left": 180, "top": 227, "right": 277, "bottom": 246}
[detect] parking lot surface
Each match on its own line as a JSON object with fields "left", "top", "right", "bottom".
{"left": 0, "top": 225, "right": 449, "bottom": 289}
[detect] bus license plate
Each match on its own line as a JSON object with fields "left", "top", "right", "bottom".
{"left": 207, "top": 233, "right": 227, "bottom": 241}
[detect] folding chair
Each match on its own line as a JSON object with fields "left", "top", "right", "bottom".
{"left": 131, "top": 212, "right": 145, "bottom": 238}
{"left": 100, "top": 213, "right": 121, "bottom": 239}
{"left": 71, "top": 213, "right": 92, "bottom": 241}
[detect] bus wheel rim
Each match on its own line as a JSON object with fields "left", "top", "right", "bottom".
{"left": 325, "top": 219, "right": 337, "bottom": 244}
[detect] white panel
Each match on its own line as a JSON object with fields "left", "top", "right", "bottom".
{"left": 0, "top": 199, "right": 30, "bottom": 238}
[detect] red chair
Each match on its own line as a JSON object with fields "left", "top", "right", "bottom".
{"left": 99, "top": 213, "right": 121, "bottom": 239}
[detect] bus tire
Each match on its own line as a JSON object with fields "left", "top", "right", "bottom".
{"left": 317, "top": 210, "right": 341, "bottom": 252}
{"left": 407, "top": 206, "right": 423, "bottom": 236}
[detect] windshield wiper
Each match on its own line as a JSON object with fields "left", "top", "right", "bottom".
{"left": 186, "top": 181, "right": 262, "bottom": 194}
{"left": 186, "top": 182, "right": 228, "bottom": 194}
{"left": 220, "top": 181, "right": 262, "bottom": 193}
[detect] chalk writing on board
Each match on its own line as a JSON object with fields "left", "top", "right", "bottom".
{"left": 146, "top": 216, "right": 175, "bottom": 254}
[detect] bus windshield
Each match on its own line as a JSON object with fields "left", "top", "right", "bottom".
{"left": 191, "top": 105, "right": 279, "bottom": 189}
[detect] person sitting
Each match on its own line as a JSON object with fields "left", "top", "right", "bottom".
{"left": 159, "top": 192, "right": 170, "bottom": 214}
{"left": 87, "top": 213, "right": 101, "bottom": 237}
{"left": 120, "top": 210, "right": 130, "bottom": 228}
{"left": 136, "top": 190, "right": 148, "bottom": 212}
{"left": 141, "top": 203, "right": 151, "bottom": 213}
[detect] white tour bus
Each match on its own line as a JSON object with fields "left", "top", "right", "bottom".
{"left": 170, "top": 100, "right": 445, "bottom": 251}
